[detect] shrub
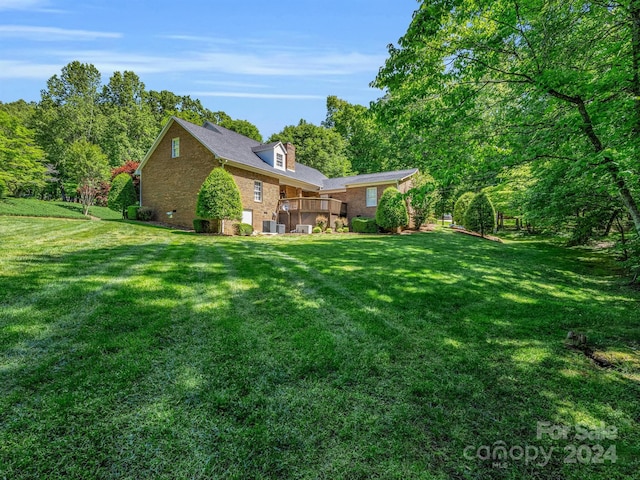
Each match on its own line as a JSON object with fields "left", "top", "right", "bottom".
{"left": 315, "top": 214, "right": 328, "bottom": 231}
{"left": 334, "top": 216, "right": 348, "bottom": 230}
{"left": 0, "top": 179, "right": 6, "bottom": 199}
{"left": 193, "top": 218, "right": 214, "bottom": 233}
{"left": 137, "top": 206, "right": 154, "bottom": 221}
{"left": 108, "top": 173, "right": 137, "bottom": 218}
{"left": 375, "top": 187, "right": 409, "bottom": 232}
{"left": 463, "top": 192, "right": 496, "bottom": 237}
{"left": 352, "top": 217, "right": 378, "bottom": 233}
{"left": 453, "top": 192, "right": 475, "bottom": 225}
{"left": 406, "top": 172, "right": 439, "bottom": 228}
{"left": 326, "top": 228, "right": 333, "bottom": 234}
{"left": 234, "top": 222, "right": 253, "bottom": 236}
{"left": 196, "top": 168, "right": 242, "bottom": 234}
{"left": 312, "top": 226, "right": 322, "bottom": 233}
{"left": 127, "top": 205, "right": 140, "bottom": 220}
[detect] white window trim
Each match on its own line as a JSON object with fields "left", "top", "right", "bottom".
{"left": 366, "top": 187, "right": 377, "bottom": 207}
{"left": 171, "top": 137, "right": 180, "bottom": 158}
{"left": 254, "top": 180, "right": 263, "bottom": 202}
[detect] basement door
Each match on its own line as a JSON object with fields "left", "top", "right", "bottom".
{"left": 242, "top": 209, "right": 253, "bottom": 227}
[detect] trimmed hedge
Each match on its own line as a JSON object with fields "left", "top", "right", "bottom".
{"left": 463, "top": 192, "right": 496, "bottom": 237}
{"left": 137, "top": 206, "right": 154, "bottom": 221}
{"left": 352, "top": 217, "right": 378, "bottom": 233}
{"left": 234, "top": 222, "right": 253, "bottom": 236}
{"left": 453, "top": 192, "right": 475, "bottom": 225}
{"left": 193, "top": 218, "right": 214, "bottom": 233}
{"left": 127, "top": 205, "right": 140, "bottom": 220}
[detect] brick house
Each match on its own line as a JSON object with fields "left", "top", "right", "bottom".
{"left": 137, "top": 117, "right": 418, "bottom": 233}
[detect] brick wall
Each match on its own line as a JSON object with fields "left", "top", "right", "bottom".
{"left": 329, "top": 178, "right": 414, "bottom": 226}
{"left": 226, "top": 165, "right": 279, "bottom": 234}
{"left": 141, "top": 121, "right": 281, "bottom": 233}
{"left": 141, "top": 122, "right": 216, "bottom": 229}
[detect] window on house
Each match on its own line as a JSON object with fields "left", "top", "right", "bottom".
{"left": 171, "top": 137, "right": 180, "bottom": 158}
{"left": 276, "top": 153, "right": 284, "bottom": 168}
{"left": 254, "top": 180, "right": 263, "bottom": 202}
{"left": 366, "top": 187, "right": 377, "bottom": 207}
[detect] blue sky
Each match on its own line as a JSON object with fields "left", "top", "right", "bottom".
{"left": 0, "top": 0, "right": 417, "bottom": 138}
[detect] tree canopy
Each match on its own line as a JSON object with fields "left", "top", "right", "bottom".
{"left": 268, "top": 120, "right": 352, "bottom": 178}
{"left": 373, "top": 0, "right": 640, "bottom": 238}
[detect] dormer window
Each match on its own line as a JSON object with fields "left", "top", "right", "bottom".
{"left": 276, "top": 153, "right": 284, "bottom": 168}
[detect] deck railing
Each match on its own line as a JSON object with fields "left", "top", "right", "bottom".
{"left": 278, "top": 197, "right": 344, "bottom": 216}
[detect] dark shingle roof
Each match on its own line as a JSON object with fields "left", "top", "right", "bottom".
{"left": 321, "top": 168, "right": 419, "bottom": 191}
{"left": 174, "top": 117, "right": 328, "bottom": 187}
{"left": 170, "top": 117, "right": 416, "bottom": 191}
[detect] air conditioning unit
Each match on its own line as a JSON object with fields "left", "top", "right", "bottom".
{"left": 296, "top": 224, "right": 313, "bottom": 234}
{"left": 276, "top": 224, "right": 286, "bottom": 234}
{"left": 262, "top": 220, "right": 277, "bottom": 233}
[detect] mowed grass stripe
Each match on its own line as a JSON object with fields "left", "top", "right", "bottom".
{"left": 0, "top": 219, "right": 638, "bottom": 479}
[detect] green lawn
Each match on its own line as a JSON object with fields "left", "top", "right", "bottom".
{"left": 0, "top": 197, "right": 123, "bottom": 220}
{"left": 0, "top": 217, "right": 638, "bottom": 479}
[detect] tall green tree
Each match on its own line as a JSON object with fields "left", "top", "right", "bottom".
{"left": 0, "top": 109, "right": 46, "bottom": 196}
{"left": 99, "top": 71, "right": 158, "bottom": 166}
{"left": 268, "top": 120, "right": 352, "bottom": 178}
{"left": 373, "top": 0, "right": 640, "bottom": 236}
{"left": 405, "top": 171, "right": 439, "bottom": 228}
{"left": 34, "top": 61, "right": 104, "bottom": 197}
{"left": 196, "top": 168, "right": 242, "bottom": 234}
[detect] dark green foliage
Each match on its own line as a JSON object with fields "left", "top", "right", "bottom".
{"left": 234, "top": 223, "right": 253, "bottom": 236}
{"left": 127, "top": 205, "right": 140, "bottom": 220}
{"left": 193, "top": 218, "right": 213, "bottom": 233}
{"left": 351, "top": 217, "right": 378, "bottom": 233}
{"left": 196, "top": 168, "right": 242, "bottom": 233}
{"left": 463, "top": 192, "right": 496, "bottom": 237}
{"left": 453, "top": 192, "right": 475, "bottom": 225}
{"left": 375, "top": 187, "right": 409, "bottom": 232}
{"left": 268, "top": 119, "right": 351, "bottom": 178}
{"left": 406, "top": 172, "right": 439, "bottom": 228}
{"left": 107, "top": 173, "right": 137, "bottom": 217}
{"left": 0, "top": 179, "right": 6, "bottom": 199}
{"left": 137, "top": 206, "right": 154, "bottom": 221}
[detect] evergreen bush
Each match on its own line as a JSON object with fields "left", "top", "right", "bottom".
{"left": 196, "top": 168, "right": 242, "bottom": 234}
{"left": 108, "top": 173, "right": 137, "bottom": 218}
{"left": 453, "top": 192, "right": 475, "bottom": 225}
{"left": 375, "top": 187, "right": 409, "bottom": 232}
{"left": 352, "top": 217, "right": 378, "bottom": 233}
{"left": 127, "top": 205, "right": 140, "bottom": 220}
{"left": 463, "top": 192, "right": 496, "bottom": 237}
{"left": 137, "top": 206, "right": 154, "bottom": 221}
{"left": 234, "top": 223, "right": 253, "bottom": 236}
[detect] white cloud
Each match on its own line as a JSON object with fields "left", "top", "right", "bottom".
{"left": 46, "top": 49, "right": 384, "bottom": 77}
{"left": 0, "top": 0, "right": 63, "bottom": 13}
{"left": 0, "top": 60, "right": 61, "bottom": 79}
{"left": 192, "top": 92, "right": 324, "bottom": 100}
{"left": 0, "top": 25, "right": 122, "bottom": 40}
{"left": 0, "top": 0, "right": 44, "bottom": 10}
{"left": 161, "top": 34, "right": 235, "bottom": 45}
